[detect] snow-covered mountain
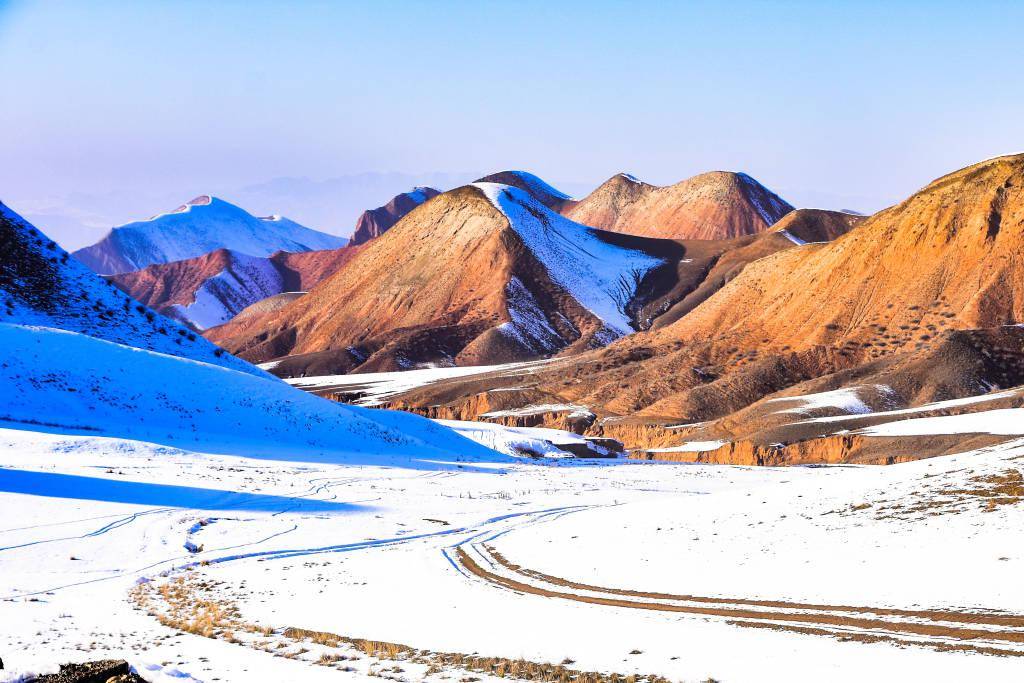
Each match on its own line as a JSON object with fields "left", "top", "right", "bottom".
{"left": 72, "top": 195, "right": 347, "bottom": 275}
{"left": 474, "top": 171, "right": 575, "bottom": 210}
{"left": 474, "top": 182, "right": 662, "bottom": 339}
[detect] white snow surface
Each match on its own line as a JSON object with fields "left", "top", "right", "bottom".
{"left": 436, "top": 419, "right": 606, "bottom": 458}
{"left": 767, "top": 385, "right": 891, "bottom": 415}
{"left": 643, "top": 440, "right": 727, "bottom": 453}
{"left": 798, "top": 388, "right": 1022, "bottom": 425}
{"left": 286, "top": 359, "right": 557, "bottom": 406}
{"left": 501, "top": 170, "right": 572, "bottom": 201}
{"left": 855, "top": 408, "right": 1024, "bottom": 437}
{"left": 474, "top": 183, "right": 663, "bottom": 337}
{"left": 170, "top": 251, "right": 286, "bottom": 330}
{"left": 77, "top": 196, "right": 345, "bottom": 274}
{"left": 405, "top": 186, "right": 434, "bottom": 204}
{"left": 497, "top": 276, "right": 564, "bottom": 353}
{"left": 0, "top": 323, "right": 503, "bottom": 465}
{"left": 779, "top": 229, "right": 807, "bottom": 245}
{"left": 481, "top": 403, "right": 594, "bottom": 420}
{"left": 2, "top": 426, "right": 1023, "bottom": 682}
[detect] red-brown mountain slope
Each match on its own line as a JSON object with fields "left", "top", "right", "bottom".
{"left": 110, "top": 246, "right": 360, "bottom": 330}
{"left": 563, "top": 171, "right": 793, "bottom": 240}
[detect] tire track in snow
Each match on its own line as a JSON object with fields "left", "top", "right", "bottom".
{"left": 453, "top": 538, "right": 1024, "bottom": 657}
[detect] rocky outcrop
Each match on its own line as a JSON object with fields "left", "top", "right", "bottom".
{"left": 28, "top": 659, "right": 145, "bottom": 682}
{"left": 631, "top": 431, "right": 1013, "bottom": 466}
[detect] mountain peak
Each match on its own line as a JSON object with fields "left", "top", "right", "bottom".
{"left": 566, "top": 169, "right": 793, "bottom": 240}
{"left": 473, "top": 171, "right": 572, "bottom": 209}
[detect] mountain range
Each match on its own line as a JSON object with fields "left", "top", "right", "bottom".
{"left": 204, "top": 169, "right": 853, "bottom": 376}
{"left": 337, "top": 154, "right": 1024, "bottom": 464}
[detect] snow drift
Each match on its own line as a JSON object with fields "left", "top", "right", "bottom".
{"left": 0, "top": 323, "right": 505, "bottom": 465}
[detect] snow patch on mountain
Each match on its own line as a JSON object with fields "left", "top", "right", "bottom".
{"left": 779, "top": 229, "right": 807, "bottom": 246}
{"left": 497, "top": 276, "right": 564, "bottom": 353}
{"left": 767, "top": 386, "right": 890, "bottom": 415}
{"left": 170, "top": 251, "right": 286, "bottom": 329}
{"left": 406, "top": 187, "right": 435, "bottom": 204}
{"left": 436, "top": 419, "right": 601, "bottom": 458}
{"left": 474, "top": 183, "right": 663, "bottom": 337}
{"left": 855, "top": 408, "right": 1024, "bottom": 437}
{"left": 737, "top": 173, "right": 792, "bottom": 225}
{"left": 501, "top": 171, "right": 572, "bottom": 201}
{"left": 286, "top": 360, "right": 556, "bottom": 406}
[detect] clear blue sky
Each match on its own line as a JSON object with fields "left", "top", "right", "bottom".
{"left": 1, "top": 0, "right": 1022, "bottom": 244}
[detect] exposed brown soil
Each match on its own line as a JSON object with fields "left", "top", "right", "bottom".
{"left": 563, "top": 171, "right": 793, "bottom": 240}
{"left": 230, "top": 291, "right": 305, "bottom": 322}
{"left": 244, "top": 197, "right": 855, "bottom": 378}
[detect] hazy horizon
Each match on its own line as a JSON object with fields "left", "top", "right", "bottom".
{"left": 2, "top": 0, "right": 1022, "bottom": 248}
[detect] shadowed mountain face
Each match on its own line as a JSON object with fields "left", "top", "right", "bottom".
{"left": 350, "top": 187, "right": 441, "bottom": 246}
{"left": 305, "top": 155, "right": 1024, "bottom": 465}
{"left": 563, "top": 171, "right": 793, "bottom": 240}
{"left": 73, "top": 195, "right": 346, "bottom": 275}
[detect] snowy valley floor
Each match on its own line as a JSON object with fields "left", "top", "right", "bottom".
{"left": 2, "top": 428, "right": 1023, "bottom": 682}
